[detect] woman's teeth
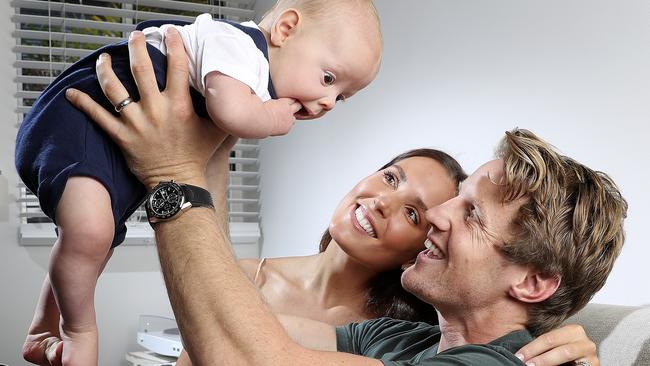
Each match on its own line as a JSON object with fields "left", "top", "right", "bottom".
{"left": 424, "top": 238, "right": 445, "bottom": 259}
{"left": 355, "top": 206, "right": 376, "bottom": 238}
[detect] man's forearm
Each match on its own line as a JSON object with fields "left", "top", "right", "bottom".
{"left": 153, "top": 207, "right": 382, "bottom": 366}
{"left": 154, "top": 206, "right": 293, "bottom": 365}
{"left": 205, "top": 152, "right": 231, "bottom": 237}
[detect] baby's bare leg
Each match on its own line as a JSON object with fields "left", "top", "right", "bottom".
{"left": 23, "top": 249, "right": 114, "bottom": 365}
{"left": 46, "top": 177, "right": 114, "bottom": 366}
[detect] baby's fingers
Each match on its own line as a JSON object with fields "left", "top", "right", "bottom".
{"left": 289, "top": 100, "right": 302, "bottom": 114}
{"left": 276, "top": 97, "right": 302, "bottom": 114}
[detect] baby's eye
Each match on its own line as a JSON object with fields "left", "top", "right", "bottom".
{"left": 324, "top": 71, "right": 336, "bottom": 85}
{"left": 336, "top": 95, "right": 346, "bottom": 103}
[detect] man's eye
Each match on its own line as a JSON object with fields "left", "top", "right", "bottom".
{"left": 466, "top": 206, "right": 478, "bottom": 221}
{"left": 324, "top": 71, "right": 336, "bottom": 85}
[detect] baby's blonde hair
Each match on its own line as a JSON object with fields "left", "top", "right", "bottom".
{"left": 259, "top": 0, "right": 382, "bottom": 46}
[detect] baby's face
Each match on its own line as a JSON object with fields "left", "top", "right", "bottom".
{"left": 270, "top": 20, "right": 381, "bottom": 120}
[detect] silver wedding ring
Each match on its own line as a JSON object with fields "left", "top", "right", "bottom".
{"left": 575, "top": 361, "right": 591, "bottom": 366}
{"left": 114, "top": 97, "right": 134, "bottom": 112}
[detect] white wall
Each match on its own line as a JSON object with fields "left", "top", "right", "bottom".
{"left": 0, "top": 2, "right": 174, "bottom": 365}
{"left": 259, "top": 0, "right": 650, "bottom": 306}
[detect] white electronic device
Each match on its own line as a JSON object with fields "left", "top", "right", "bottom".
{"left": 136, "top": 315, "right": 183, "bottom": 357}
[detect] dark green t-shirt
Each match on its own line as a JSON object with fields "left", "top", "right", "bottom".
{"left": 336, "top": 317, "right": 531, "bottom": 365}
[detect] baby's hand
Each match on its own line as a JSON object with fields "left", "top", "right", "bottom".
{"left": 264, "top": 98, "right": 302, "bottom": 136}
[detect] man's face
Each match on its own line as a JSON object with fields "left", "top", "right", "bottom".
{"left": 401, "top": 159, "right": 527, "bottom": 314}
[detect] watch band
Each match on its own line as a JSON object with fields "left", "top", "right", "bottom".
{"left": 146, "top": 181, "right": 215, "bottom": 224}
{"left": 179, "top": 183, "right": 214, "bottom": 208}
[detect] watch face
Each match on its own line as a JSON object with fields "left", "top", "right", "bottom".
{"left": 148, "top": 183, "right": 184, "bottom": 219}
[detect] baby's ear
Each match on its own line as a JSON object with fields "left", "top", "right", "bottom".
{"left": 270, "top": 9, "right": 301, "bottom": 46}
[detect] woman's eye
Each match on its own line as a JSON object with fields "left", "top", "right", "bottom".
{"left": 383, "top": 171, "right": 397, "bottom": 187}
{"left": 324, "top": 71, "right": 336, "bottom": 85}
{"left": 407, "top": 208, "right": 419, "bottom": 225}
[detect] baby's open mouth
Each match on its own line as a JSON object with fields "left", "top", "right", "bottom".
{"left": 295, "top": 105, "right": 318, "bottom": 120}
{"left": 295, "top": 106, "right": 307, "bottom": 116}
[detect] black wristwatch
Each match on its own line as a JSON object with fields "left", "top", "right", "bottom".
{"left": 145, "top": 181, "right": 214, "bottom": 224}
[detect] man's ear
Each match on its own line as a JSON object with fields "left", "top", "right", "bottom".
{"left": 270, "top": 9, "right": 301, "bottom": 47}
{"left": 509, "top": 271, "right": 561, "bottom": 304}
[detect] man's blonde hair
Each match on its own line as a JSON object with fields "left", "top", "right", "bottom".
{"left": 496, "top": 128, "right": 627, "bottom": 336}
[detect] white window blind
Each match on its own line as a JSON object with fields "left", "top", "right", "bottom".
{"left": 13, "top": 0, "right": 262, "bottom": 255}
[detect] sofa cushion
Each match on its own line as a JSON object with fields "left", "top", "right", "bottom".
{"left": 565, "top": 303, "right": 650, "bottom": 366}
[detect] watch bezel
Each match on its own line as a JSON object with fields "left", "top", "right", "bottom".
{"left": 146, "top": 181, "right": 186, "bottom": 220}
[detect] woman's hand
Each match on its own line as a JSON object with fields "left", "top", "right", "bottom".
{"left": 65, "top": 27, "right": 226, "bottom": 189}
{"left": 515, "top": 324, "right": 598, "bottom": 366}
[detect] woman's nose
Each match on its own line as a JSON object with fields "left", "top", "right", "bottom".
{"left": 372, "top": 193, "right": 395, "bottom": 218}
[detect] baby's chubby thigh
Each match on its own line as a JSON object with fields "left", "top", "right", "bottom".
{"left": 54, "top": 176, "right": 115, "bottom": 263}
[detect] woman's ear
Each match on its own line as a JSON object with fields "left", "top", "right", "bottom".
{"left": 270, "top": 9, "right": 301, "bottom": 47}
{"left": 509, "top": 271, "right": 561, "bottom": 304}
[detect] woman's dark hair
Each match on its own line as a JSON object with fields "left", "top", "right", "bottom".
{"left": 318, "top": 148, "right": 467, "bottom": 324}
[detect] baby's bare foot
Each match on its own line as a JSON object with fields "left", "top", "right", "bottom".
{"left": 59, "top": 325, "right": 99, "bottom": 366}
{"left": 22, "top": 332, "right": 63, "bottom": 366}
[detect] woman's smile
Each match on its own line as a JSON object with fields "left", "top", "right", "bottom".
{"left": 350, "top": 204, "right": 377, "bottom": 238}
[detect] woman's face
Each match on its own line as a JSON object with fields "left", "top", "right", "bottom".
{"left": 329, "top": 156, "right": 458, "bottom": 272}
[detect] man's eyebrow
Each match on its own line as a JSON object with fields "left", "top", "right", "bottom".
{"left": 394, "top": 164, "right": 428, "bottom": 213}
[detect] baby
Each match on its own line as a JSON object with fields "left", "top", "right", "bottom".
{"left": 16, "top": 0, "right": 382, "bottom": 365}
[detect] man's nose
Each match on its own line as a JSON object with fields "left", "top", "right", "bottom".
{"left": 425, "top": 200, "right": 452, "bottom": 234}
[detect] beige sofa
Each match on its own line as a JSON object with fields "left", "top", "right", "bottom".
{"left": 565, "top": 303, "right": 650, "bottom": 365}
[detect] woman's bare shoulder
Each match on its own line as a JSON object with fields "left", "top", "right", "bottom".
{"left": 238, "top": 255, "right": 315, "bottom": 282}
{"left": 238, "top": 258, "right": 264, "bottom": 282}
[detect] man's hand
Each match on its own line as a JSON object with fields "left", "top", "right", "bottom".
{"left": 263, "top": 97, "right": 301, "bottom": 136}
{"left": 515, "top": 324, "right": 599, "bottom": 366}
{"left": 65, "top": 28, "right": 225, "bottom": 190}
